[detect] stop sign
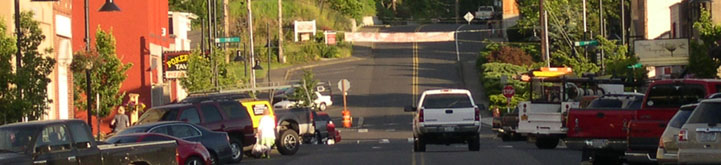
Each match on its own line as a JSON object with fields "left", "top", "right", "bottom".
{"left": 503, "top": 85, "right": 515, "bottom": 98}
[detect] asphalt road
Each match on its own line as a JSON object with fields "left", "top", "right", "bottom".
{"left": 238, "top": 24, "right": 582, "bottom": 165}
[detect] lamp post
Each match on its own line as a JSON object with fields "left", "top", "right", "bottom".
{"left": 85, "top": 0, "right": 120, "bottom": 134}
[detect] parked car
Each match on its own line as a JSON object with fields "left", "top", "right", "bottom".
{"left": 405, "top": 89, "right": 483, "bottom": 152}
{"left": 656, "top": 103, "right": 697, "bottom": 164}
{"left": 676, "top": 98, "right": 721, "bottom": 164}
{"left": 117, "top": 121, "right": 235, "bottom": 165}
{"left": 274, "top": 91, "right": 333, "bottom": 111}
{"left": 106, "top": 133, "right": 211, "bottom": 165}
{"left": 138, "top": 96, "right": 253, "bottom": 162}
{"left": 0, "top": 119, "right": 177, "bottom": 165}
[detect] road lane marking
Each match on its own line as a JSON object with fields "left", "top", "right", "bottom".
{"left": 372, "top": 146, "right": 382, "bottom": 149}
{"left": 498, "top": 145, "right": 513, "bottom": 148}
{"left": 412, "top": 25, "right": 426, "bottom": 105}
{"left": 380, "top": 139, "right": 390, "bottom": 143}
{"left": 421, "top": 152, "right": 425, "bottom": 165}
{"left": 385, "top": 129, "right": 396, "bottom": 132}
{"left": 358, "top": 129, "right": 368, "bottom": 133}
{"left": 412, "top": 150, "right": 416, "bottom": 165}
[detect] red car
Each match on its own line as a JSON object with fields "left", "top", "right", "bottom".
{"left": 106, "top": 133, "right": 212, "bottom": 165}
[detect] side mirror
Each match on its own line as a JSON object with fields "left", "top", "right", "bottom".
{"left": 404, "top": 106, "right": 417, "bottom": 112}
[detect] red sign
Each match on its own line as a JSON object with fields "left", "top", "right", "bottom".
{"left": 503, "top": 85, "right": 515, "bottom": 98}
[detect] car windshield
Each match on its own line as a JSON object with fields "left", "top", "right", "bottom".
{"left": 0, "top": 126, "right": 38, "bottom": 153}
{"left": 422, "top": 94, "right": 473, "bottom": 108}
{"left": 645, "top": 84, "right": 706, "bottom": 108}
{"left": 686, "top": 102, "right": 721, "bottom": 124}
{"left": 137, "top": 108, "right": 179, "bottom": 124}
{"left": 669, "top": 106, "right": 695, "bottom": 128}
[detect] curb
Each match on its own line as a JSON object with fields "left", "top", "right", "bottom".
{"left": 283, "top": 56, "right": 365, "bottom": 80}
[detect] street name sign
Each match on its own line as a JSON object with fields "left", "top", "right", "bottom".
{"left": 215, "top": 37, "right": 240, "bottom": 43}
{"left": 574, "top": 40, "right": 598, "bottom": 46}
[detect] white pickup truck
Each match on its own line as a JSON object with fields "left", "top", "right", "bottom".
{"left": 405, "top": 89, "right": 482, "bottom": 152}
{"left": 475, "top": 6, "right": 495, "bottom": 20}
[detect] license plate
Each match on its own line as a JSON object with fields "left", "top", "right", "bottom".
{"left": 698, "top": 133, "right": 718, "bottom": 142}
{"left": 444, "top": 127, "right": 455, "bottom": 132}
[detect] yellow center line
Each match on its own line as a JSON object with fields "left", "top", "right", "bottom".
{"left": 420, "top": 152, "right": 425, "bottom": 165}
{"left": 412, "top": 25, "right": 425, "bottom": 105}
{"left": 412, "top": 151, "right": 416, "bottom": 165}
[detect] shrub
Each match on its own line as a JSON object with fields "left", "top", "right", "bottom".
{"left": 486, "top": 46, "right": 535, "bottom": 66}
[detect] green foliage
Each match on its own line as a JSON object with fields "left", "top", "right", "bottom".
{"left": 72, "top": 28, "right": 132, "bottom": 118}
{"left": 180, "top": 48, "right": 241, "bottom": 93}
{"left": 291, "top": 70, "right": 318, "bottom": 107}
{"left": 478, "top": 63, "right": 530, "bottom": 110}
{"left": 1, "top": 12, "right": 57, "bottom": 122}
{"left": 694, "top": 10, "right": 721, "bottom": 48}
{"left": 0, "top": 20, "right": 17, "bottom": 123}
{"left": 687, "top": 10, "right": 721, "bottom": 78}
{"left": 688, "top": 40, "right": 721, "bottom": 78}
{"left": 328, "top": 0, "right": 376, "bottom": 20}
{"left": 596, "top": 35, "right": 647, "bottom": 82}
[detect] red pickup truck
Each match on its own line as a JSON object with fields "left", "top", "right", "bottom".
{"left": 566, "top": 79, "right": 721, "bottom": 164}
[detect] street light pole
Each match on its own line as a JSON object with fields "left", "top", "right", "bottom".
{"left": 85, "top": 0, "right": 120, "bottom": 134}
{"left": 267, "top": 23, "right": 271, "bottom": 83}
{"left": 247, "top": 0, "right": 256, "bottom": 89}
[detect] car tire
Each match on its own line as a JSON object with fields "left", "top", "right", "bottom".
{"left": 413, "top": 136, "right": 426, "bottom": 152}
{"left": 468, "top": 135, "right": 480, "bottom": 151}
{"left": 500, "top": 133, "right": 511, "bottom": 141}
{"left": 318, "top": 103, "right": 327, "bottom": 111}
{"left": 229, "top": 138, "right": 243, "bottom": 163}
{"left": 535, "top": 137, "right": 559, "bottom": 149}
{"left": 277, "top": 129, "right": 300, "bottom": 155}
{"left": 185, "top": 156, "right": 204, "bottom": 165}
{"left": 209, "top": 152, "right": 220, "bottom": 165}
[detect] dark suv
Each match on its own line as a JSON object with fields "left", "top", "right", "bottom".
{"left": 137, "top": 96, "right": 254, "bottom": 163}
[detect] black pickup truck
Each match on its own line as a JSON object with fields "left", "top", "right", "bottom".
{"left": 0, "top": 119, "right": 177, "bottom": 165}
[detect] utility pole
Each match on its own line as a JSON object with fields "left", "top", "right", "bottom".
{"left": 278, "top": 0, "right": 285, "bottom": 63}
{"left": 598, "top": 0, "right": 606, "bottom": 73}
{"left": 455, "top": 0, "right": 459, "bottom": 24}
{"left": 583, "top": 0, "right": 588, "bottom": 59}
{"left": 621, "top": 0, "right": 626, "bottom": 45}
{"left": 224, "top": 0, "right": 229, "bottom": 38}
{"left": 247, "top": 0, "right": 257, "bottom": 89}
{"left": 206, "top": 0, "right": 217, "bottom": 88}
{"left": 540, "top": 0, "right": 550, "bottom": 67}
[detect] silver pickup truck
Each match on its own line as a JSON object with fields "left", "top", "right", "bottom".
{"left": 0, "top": 119, "right": 177, "bottom": 165}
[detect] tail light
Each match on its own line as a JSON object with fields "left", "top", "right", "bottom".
{"left": 419, "top": 109, "right": 424, "bottom": 122}
{"left": 659, "top": 139, "right": 665, "bottom": 149}
{"left": 475, "top": 107, "right": 480, "bottom": 121}
{"left": 679, "top": 128, "right": 688, "bottom": 141}
{"left": 175, "top": 149, "right": 180, "bottom": 163}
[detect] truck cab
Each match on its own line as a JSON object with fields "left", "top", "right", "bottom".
{"left": 625, "top": 79, "right": 721, "bottom": 163}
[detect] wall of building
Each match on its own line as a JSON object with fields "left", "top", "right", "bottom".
{"left": 645, "top": 0, "right": 683, "bottom": 39}
{"left": 71, "top": 0, "right": 170, "bottom": 134}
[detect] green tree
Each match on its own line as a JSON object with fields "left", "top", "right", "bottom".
{"left": 72, "top": 28, "right": 132, "bottom": 119}
{"left": 180, "top": 48, "right": 241, "bottom": 93}
{"left": 291, "top": 70, "right": 318, "bottom": 107}
{"left": 0, "top": 20, "right": 17, "bottom": 123}
{"left": 13, "top": 11, "right": 56, "bottom": 121}
{"left": 688, "top": 10, "right": 721, "bottom": 78}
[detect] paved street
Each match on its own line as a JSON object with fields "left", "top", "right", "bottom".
{"left": 236, "top": 24, "right": 582, "bottom": 165}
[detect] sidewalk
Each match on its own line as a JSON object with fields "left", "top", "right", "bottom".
{"left": 458, "top": 52, "right": 492, "bottom": 119}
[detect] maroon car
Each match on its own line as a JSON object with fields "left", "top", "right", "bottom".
{"left": 107, "top": 133, "right": 211, "bottom": 165}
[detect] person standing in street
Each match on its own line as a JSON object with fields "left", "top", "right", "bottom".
{"left": 111, "top": 107, "right": 130, "bottom": 133}
{"left": 257, "top": 109, "right": 276, "bottom": 158}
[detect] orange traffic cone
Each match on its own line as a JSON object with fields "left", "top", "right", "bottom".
{"left": 342, "top": 110, "right": 352, "bottom": 128}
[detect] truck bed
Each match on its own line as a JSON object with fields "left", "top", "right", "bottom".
{"left": 97, "top": 141, "right": 177, "bottom": 165}
{"left": 566, "top": 109, "right": 634, "bottom": 139}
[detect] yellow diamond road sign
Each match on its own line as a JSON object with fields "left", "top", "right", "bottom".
{"left": 464, "top": 12, "right": 474, "bottom": 23}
